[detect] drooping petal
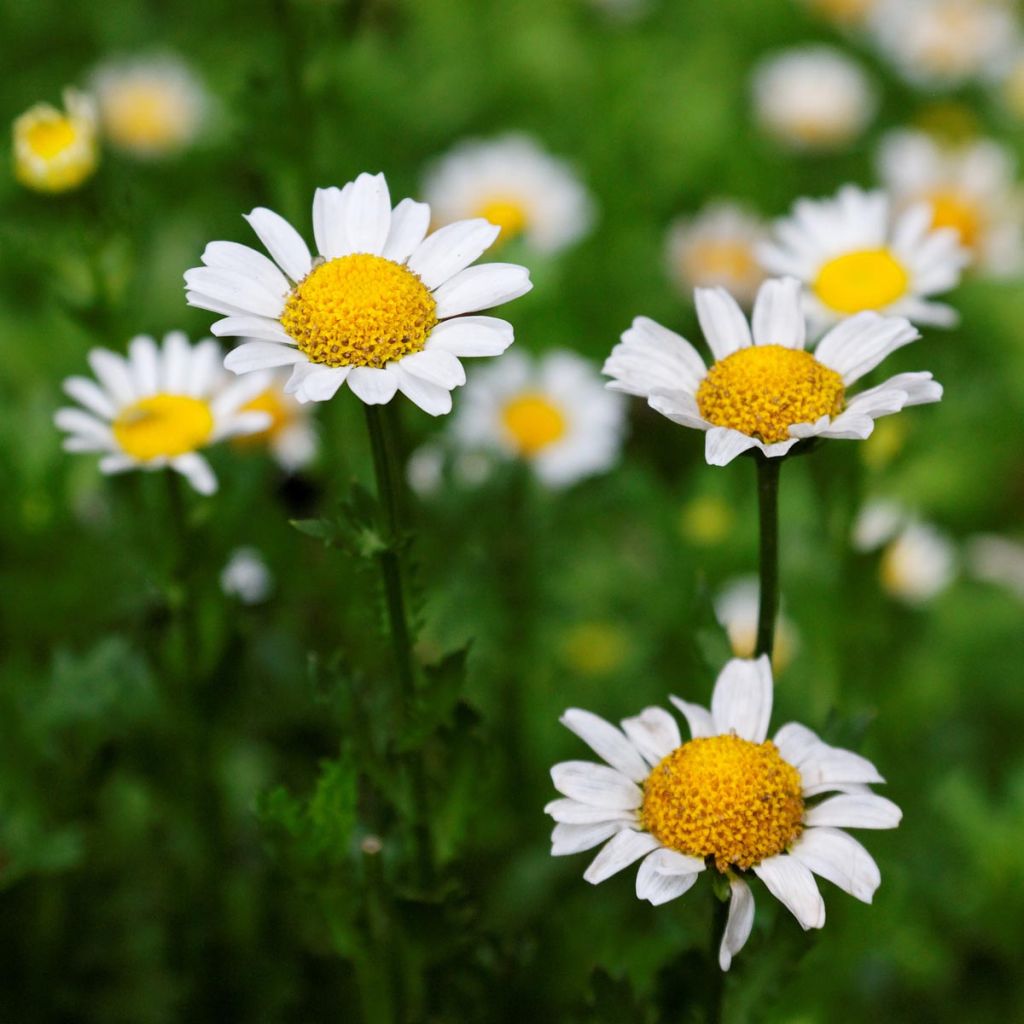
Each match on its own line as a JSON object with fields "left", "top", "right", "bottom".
{"left": 170, "top": 452, "right": 217, "bottom": 495}
{"left": 705, "top": 427, "right": 759, "bottom": 466}
{"left": 583, "top": 829, "right": 661, "bottom": 884}
{"left": 635, "top": 848, "right": 704, "bottom": 906}
{"left": 753, "top": 855, "right": 825, "bottom": 930}
{"left": 620, "top": 707, "right": 682, "bottom": 766}
{"left": 789, "top": 827, "right": 881, "bottom": 903}
{"left": 719, "top": 876, "right": 756, "bottom": 971}
{"left": 345, "top": 365, "right": 400, "bottom": 406}
{"left": 803, "top": 793, "right": 902, "bottom": 830}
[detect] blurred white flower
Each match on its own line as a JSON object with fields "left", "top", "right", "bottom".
{"left": 235, "top": 373, "right": 318, "bottom": 472}
{"left": 877, "top": 130, "right": 1024, "bottom": 277}
{"left": 13, "top": 88, "right": 98, "bottom": 193}
{"left": 965, "top": 535, "right": 1024, "bottom": 600}
{"left": 220, "top": 547, "right": 272, "bottom": 604}
{"left": 422, "top": 134, "right": 595, "bottom": 254}
{"left": 665, "top": 203, "right": 767, "bottom": 306}
{"left": 714, "top": 576, "right": 798, "bottom": 672}
{"left": 751, "top": 46, "right": 876, "bottom": 151}
{"left": 406, "top": 443, "right": 446, "bottom": 497}
{"left": 852, "top": 498, "right": 908, "bottom": 551}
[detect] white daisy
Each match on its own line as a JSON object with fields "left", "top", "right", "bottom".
{"left": 965, "top": 534, "right": 1024, "bottom": 600}
{"left": 715, "top": 577, "right": 798, "bottom": 672}
{"left": 758, "top": 185, "right": 969, "bottom": 331}
{"left": 13, "top": 88, "right": 98, "bottom": 193}
{"left": 54, "top": 332, "right": 272, "bottom": 495}
{"left": 421, "top": 134, "right": 594, "bottom": 254}
{"left": 547, "top": 656, "right": 901, "bottom": 970}
{"left": 877, "top": 129, "right": 1024, "bottom": 278}
{"left": 220, "top": 546, "right": 273, "bottom": 604}
{"left": 185, "top": 172, "right": 532, "bottom": 414}
{"left": 451, "top": 349, "right": 626, "bottom": 488}
{"left": 665, "top": 202, "right": 767, "bottom": 307}
{"left": 751, "top": 46, "right": 876, "bottom": 151}
{"left": 233, "top": 372, "right": 318, "bottom": 472}
{"left": 603, "top": 276, "right": 942, "bottom": 467}
{"left": 869, "top": 0, "right": 1017, "bottom": 90}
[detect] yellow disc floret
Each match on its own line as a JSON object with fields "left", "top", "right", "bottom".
{"left": 696, "top": 345, "right": 845, "bottom": 444}
{"left": 113, "top": 394, "right": 214, "bottom": 460}
{"left": 927, "top": 190, "right": 981, "bottom": 250}
{"left": 642, "top": 735, "right": 804, "bottom": 872}
{"left": 475, "top": 197, "right": 529, "bottom": 243}
{"left": 280, "top": 254, "right": 438, "bottom": 369}
{"left": 813, "top": 248, "right": 910, "bottom": 313}
{"left": 237, "top": 387, "right": 293, "bottom": 447}
{"left": 501, "top": 393, "right": 567, "bottom": 455}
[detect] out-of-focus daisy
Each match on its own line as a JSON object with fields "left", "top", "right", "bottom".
{"left": 758, "top": 185, "right": 968, "bottom": 331}
{"left": 560, "top": 621, "right": 631, "bottom": 677}
{"left": 55, "top": 332, "right": 271, "bottom": 495}
{"left": 751, "top": 47, "right": 876, "bottom": 152}
{"left": 234, "top": 373, "right": 317, "bottom": 472}
{"left": 13, "top": 89, "right": 98, "bottom": 193}
{"left": 91, "top": 54, "right": 206, "bottom": 158}
{"left": 422, "top": 135, "right": 594, "bottom": 254}
{"left": 185, "top": 172, "right": 532, "bottom": 414}
{"left": 715, "top": 577, "right": 798, "bottom": 672}
{"left": 679, "top": 493, "right": 735, "bottom": 547}
{"left": 800, "top": 0, "right": 879, "bottom": 28}
{"left": 666, "top": 203, "right": 767, "bottom": 306}
{"left": 220, "top": 546, "right": 272, "bottom": 604}
{"left": 877, "top": 130, "right": 1024, "bottom": 278}
{"left": 966, "top": 535, "right": 1024, "bottom": 600}
{"left": 870, "top": 0, "right": 1016, "bottom": 90}
{"left": 451, "top": 350, "right": 626, "bottom": 488}
{"left": 547, "top": 656, "right": 900, "bottom": 970}
{"left": 604, "top": 277, "right": 941, "bottom": 467}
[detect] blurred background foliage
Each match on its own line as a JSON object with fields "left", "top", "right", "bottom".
{"left": 2, "top": 0, "right": 1024, "bottom": 1021}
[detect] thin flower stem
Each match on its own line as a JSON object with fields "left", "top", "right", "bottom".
{"left": 705, "top": 888, "right": 729, "bottom": 1024}
{"left": 755, "top": 456, "right": 781, "bottom": 662}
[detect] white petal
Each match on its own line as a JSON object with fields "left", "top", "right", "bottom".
{"left": 799, "top": 745, "right": 885, "bottom": 794}
{"left": 171, "top": 452, "right": 217, "bottom": 495}
{"left": 161, "top": 331, "right": 191, "bottom": 393}
{"left": 772, "top": 722, "right": 822, "bottom": 765}
{"left": 398, "top": 350, "right": 466, "bottom": 389}
{"left": 211, "top": 317, "right": 293, "bottom": 347}
{"left": 186, "top": 289, "right": 255, "bottom": 319}
{"left": 312, "top": 185, "right": 350, "bottom": 260}
{"left": 719, "top": 877, "right": 755, "bottom": 971}
{"left": 620, "top": 707, "right": 682, "bottom": 766}
{"left": 63, "top": 376, "right": 116, "bottom": 420}
{"left": 583, "top": 828, "right": 661, "bottom": 884}
{"left": 635, "top": 849, "right": 704, "bottom": 905}
{"left": 128, "top": 335, "right": 161, "bottom": 395}
{"left": 407, "top": 218, "right": 500, "bottom": 290}
{"left": 395, "top": 366, "right": 454, "bottom": 416}
{"left": 98, "top": 453, "right": 136, "bottom": 474}
{"left": 344, "top": 172, "right": 392, "bottom": 256}
{"left": 382, "top": 197, "right": 431, "bottom": 264}
{"left": 201, "top": 240, "right": 291, "bottom": 297}
{"left": 751, "top": 277, "right": 805, "bottom": 349}
{"left": 551, "top": 820, "right": 626, "bottom": 856}
{"left": 550, "top": 760, "right": 643, "bottom": 810}
{"left": 710, "top": 656, "right": 773, "bottom": 742}
{"left": 695, "top": 287, "right": 752, "bottom": 361}
{"left": 184, "top": 267, "right": 285, "bottom": 320}
{"left": 789, "top": 827, "right": 881, "bottom": 903}
{"left": 814, "top": 313, "right": 919, "bottom": 385}
{"left": 648, "top": 390, "right": 710, "bottom": 431}
{"left": 705, "top": 427, "right": 758, "bottom": 467}
{"left": 668, "top": 697, "right": 716, "bottom": 739}
{"left": 187, "top": 339, "right": 222, "bottom": 397}
{"left": 283, "top": 363, "right": 349, "bottom": 403}
{"left": 243, "top": 207, "right": 313, "bottom": 282}
{"left": 544, "top": 798, "right": 638, "bottom": 825}
{"left": 433, "top": 263, "right": 532, "bottom": 319}
{"left": 425, "top": 316, "right": 513, "bottom": 357}
{"left": 561, "top": 709, "right": 650, "bottom": 783}
{"left": 604, "top": 316, "right": 707, "bottom": 398}
{"left": 346, "top": 365, "right": 400, "bottom": 406}
{"left": 804, "top": 793, "right": 902, "bottom": 830}
{"left": 88, "top": 349, "right": 136, "bottom": 406}
{"left": 224, "top": 341, "right": 307, "bottom": 374}
{"left": 753, "top": 855, "right": 825, "bottom": 930}
{"left": 55, "top": 408, "right": 112, "bottom": 444}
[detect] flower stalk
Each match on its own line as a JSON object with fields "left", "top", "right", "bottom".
{"left": 755, "top": 455, "right": 781, "bottom": 661}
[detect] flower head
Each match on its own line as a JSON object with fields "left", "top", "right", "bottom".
{"left": 604, "top": 277, "right": 941, "bottom": 467}
{"left": 547, "top": 657, "right": 901, "bottom": 970}
{"left": 422, "top": 135, "right": 594, "bottom": 254}
{"left": 185, "top": 172, "right": 532, "bottom": 413}
{"left": 55, "top": 332, "right": 272, "bottom": 494}
{"left": 13, "top": 89, "right": 98, "bottom": 193}
{"left": 234, "top": 372, "right": 317, "bottom": 472}
{"left": 758, "top": 185, "right": 968, "bottom": 331}
{"left": 715, "top": 577, "right": 798, "bottom": 672}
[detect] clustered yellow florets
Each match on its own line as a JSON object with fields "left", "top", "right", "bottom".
{"left": 642, "top": 734, "right": 804, "bottom": 872}
{"left": 112, "top": 394, "right": 214, "bottom": 460}
{"left": 280, "top": 253, "right": 438, "bottom": 369}
{"left": 501, "top": 393, "right": 567, "bottom": 455}
{"left": 813, "top": 247, "right": 910, "bottom": 314}
{"left": 696, "top": 345, "right": 845, "bottom": 444}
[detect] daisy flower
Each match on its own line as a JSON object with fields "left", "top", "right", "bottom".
{"left": 422, "top": 135, "right": 594, "bottom": 254}
{"left": 966, "top": 535, "right": 1024, "bottom": 601}
{"left": 758, "top": 185, "right": 969, "bottom": 330}
{"left": 55, "top": 332, "right": 272, "bottom": 495}
{"left": 185, "top": 172, "right": 532, "bottom": 414}
{"left": 603, "top": 276, "right": 942, "bottom": 467}
{"left": 877, "top": 130, "right": 1024, "bottom": 278}
{"left": 546, "top": 656, "right": 901, "bottom": 970}
{"left": 220, "top": 546, "right": 273, "bottom": 604}
{"left": 90, "top": 54, "right": 206, "bottom": 159}
{"left": 665, "top": 202, "right": 767, "bottom": 307}
{"left": 451, "top": 349, "right": 626, "bottom": 488}
{"left": 234, "top": 372, "right": 318, "bottom": 472}
{"left": 715, "top": 577, "right": 798, "bottom": 672}
{"left": 13, "top": 88, "right": 98, "bottom": 193}
{"left": 751, "top": 47, "right": 876, "bottom": 152}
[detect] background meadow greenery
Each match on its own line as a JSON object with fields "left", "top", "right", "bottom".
{"left": 3, "top": 0, "right": 1024, "bottom": 1020}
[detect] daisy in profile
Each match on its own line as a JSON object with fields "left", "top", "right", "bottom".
{"left": 604, "top": 277, "right": 942, "bottom": 467}
{"left": 758, "top": 185, "right": 969, "bottom": 331}
{"left": 55, "top": 332, "right": 272, "bottom": 495}
{"left": 751, "top": 47, "right": 875, "bottom": 152}
{"left": 665, "top": 203, "right": 766, "bottom": 306}
{"left": 234, "top": 373, "right": 318, "bottom": 472}
{"left": 13, "top": 89, "right": 98, "bottom": 193}
{"left": 422, "top": 135, "right": 594, "bottom": 254}
{"left": 451, "top": 349, "right": 626, "bottom": 488}
{"left": 715, "top": 577, "right": 798, "bottom": 672}
{"left": 185, "top": 172, "right": 532, "bottom": 414}
{"left": 90, "top": 54, "right": 206, "bottom": 159}
{"left": 870, "top": 0, "right": 1016, "bottom": 90}
{"left": 877, "top": 130, "right": 1024, "bottom": 278}
{"left": 547, "top": 656, "right": 901, "bottom": 969}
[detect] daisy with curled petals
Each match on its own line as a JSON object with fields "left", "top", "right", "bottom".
{"left": 546, "top": 656, "right": 902, "bottom": 970}
{"left": 55, "top": 332, "right": 272, "bottom": 495}
{"left": 758, "top": 186, "right": 968, "bottom": 331}
{"left": 603, "top": 277, "right": 942, "bottom": 467}
{"left": 184, "top": 172, "right": 532, "bottom": 415}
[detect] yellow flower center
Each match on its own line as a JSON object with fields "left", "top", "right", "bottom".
{"left": 113, "top": 394, "right": 214, "bottom": 461}
{"left": 25, "top": 115, "right": 77, "bottom": 158}
{"left": 696, "top": 345, "right": 845, "bottom": 445}
{"left": 104, "top": 85, "right": 188, "bottom": 151}
{"left": 237, "top": 388, "right": 293, "bottom": 446}
{"left": 814, "top": 248, "right": 910, "bottom": 314}
{"left": 927, "top": 190, "right": 981, "bottom": 249}
{"left": 642, "top": 735, "right": 804, "bottom": 872}
{"left": 501, "top": 393, "right": 567, "bottom": 455}
{"left": 280, "top": 253, "right": 438, "bottom": 369}
{"left": 685, "top": 240, "right": 757, "bottom": 284}
{"left": 475, "top": 198, "right": 529, "bottom": 243}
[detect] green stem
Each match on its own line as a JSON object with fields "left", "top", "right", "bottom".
{"left": 754, "top": 456, "right": 781, "bottom": 662}
{"left": 705, "top": 889, "right": 729, "bottom": 1023}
